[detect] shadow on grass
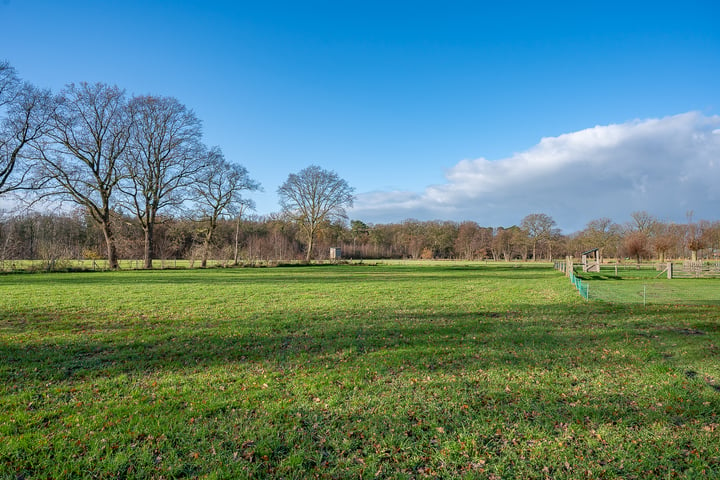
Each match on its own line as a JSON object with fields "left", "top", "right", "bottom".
{"left": 2, "top": 301, "right": 718, "bottom": 385}
{"left": 4, "top": 301, "right": 720, "bottom": 479}
{"left": 4, "top": 266, "right": 720, "bottom": 479}
{"left": 0, "top": 263, "right": 556, "bottom": 287}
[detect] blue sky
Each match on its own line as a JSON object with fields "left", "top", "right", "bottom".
{"left": 2, "top": 0, "right": 719, "bottom": 232}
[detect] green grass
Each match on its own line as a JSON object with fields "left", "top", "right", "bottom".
{"left": 2, "top": 263, "right": 720, "bottom": 479}
{"left": 576, "top": 267, "right": 720, "bottom": 306}
{"left": 596, "top": 264, "right": 667, "bottom": 280}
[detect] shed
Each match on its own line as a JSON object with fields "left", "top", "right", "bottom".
{"left": 581, "top": 248, "right": 600, "bottom": 273}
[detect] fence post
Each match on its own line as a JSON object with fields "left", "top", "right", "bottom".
{"left": 667, "top": 262, "right": 672, "bottom": 279}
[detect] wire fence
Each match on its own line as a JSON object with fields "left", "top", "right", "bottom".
{"left": 568, "top": 270, "right": 589, "bottom": 300}
{"left": 554, "top": 261, "right": 720, "bottom": 306}
{"left": 586, "top": 279, "right": 720, "bottom": 306}
{"left": 597, "top": 263, "right": 665, "bottom": 279}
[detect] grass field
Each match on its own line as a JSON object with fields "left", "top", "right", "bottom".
{"left": 1, "top": 263, "right": 720, "bottom": 478}
{"left": 575, "top": 265, "right": 720, "bottom": 306}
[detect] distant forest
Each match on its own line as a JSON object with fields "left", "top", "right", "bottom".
{"left": 1, "top": 210, "right": 718, "bottom": 266}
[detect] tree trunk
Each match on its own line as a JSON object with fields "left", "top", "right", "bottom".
{"left": 202, "top": 231, "right": 212, "bottom": 268}
{"left": 233, "top": 217, "right": 241, "bottom": 265}
{"left": 691, "top": 250, "right": 698, "bottom": 261}
{"left": 305, "top": 235, "right": 314, "bottom": 261}
{"left": 101, "top": 221, "right": 119, "bottom": 269}
{"left": 305, "top": 225, "right": 315, "bottom": 261}
{"left": 143, "top": 223, "right": 154, "bottom": 269}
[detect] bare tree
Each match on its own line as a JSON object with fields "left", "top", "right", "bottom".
{"left": 0, "top": 61, "right": 20, "bottom": 193}
{"left": 0, "top": 62, "right": 17, "bottom": 100}
{"left": 192, "top": 148, "right": 259, "bottom": 267}
{"left": 120, "top": 95, "right": 204, "bottom": 268}
{"left": 623, "top": 230, "right": 650, "bottom": 264}
{"left": 703, "top": 221, "right": 720, "bottom": 259}
{"left": 398, "top": 219, "right": 428, "bottom": 259}
{"left": 492, "top": 226, "right": 523, "bottom": 261}
{"left": 0, "top": 62, "right": 51, "bottom": 194}
{"left": 36, "top": 83, "right": 131, "bottom": 269}
{"left": 232, "top": 201, "right": 253, "bottom": 265}
{"left": 651, "top": 222, "right": 677, "bottom": 263}
{"left": 521, "top": 213, "right": 556, "bottom": 261}
{"left": 630, "top": 210, "right": 657, "bottom": 234}
{"left": 455, "top": 221, "right": 481, "bottom": 260}
{"left": 685, "top": 212, "right": 707, "bottom": 261}
{"left": 584, "top": 217, "right": 621, "bottom": 260}
{"left": 278, "top": 165, "right": 354, "bottom": 261}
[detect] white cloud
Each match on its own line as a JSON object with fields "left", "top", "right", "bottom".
{"left": 350, "top": 112, "right": 720, "bottom": 232}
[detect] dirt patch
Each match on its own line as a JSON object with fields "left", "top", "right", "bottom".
{"left": 676, "top": 328, "right": 705, "bottom": 335}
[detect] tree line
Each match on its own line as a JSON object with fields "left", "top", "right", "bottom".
{"left": 2, "top": 62, "right": 719, "bottom": 267}
{"left": 1, "top": 209, "right": 719, "bottom": 267}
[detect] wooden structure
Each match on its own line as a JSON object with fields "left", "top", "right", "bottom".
{"left": 565, "top": 256, "right": 574, "bottom": 277}
{"left": 581, "top": 248, "right": 600, "bottom": 273}
{"left": 329, "top": 247, "right": 341, "bottom": 260}
{"left": 671, "top": 261, "right": 720, "bottom": 278}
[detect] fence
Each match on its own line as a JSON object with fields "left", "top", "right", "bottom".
{"left": 554, "top": 260, "right": 588, "bottom": 300}
{"left": 556, "top": 261, "right": 720, "bottom": 280}
{"left": 568, "top": 270, "right": 589, "bottom": 300}
{"left": 598, "top": 262, "right": 720, "bottom": 279}
{"left": 554, "top": 260, "right": 720, "bottom": 305}
{"left": 586, "top": 280, "right": 720, "bottom": 306}
{"left": 670, "top": 261, "right": 720, "bottom": 278}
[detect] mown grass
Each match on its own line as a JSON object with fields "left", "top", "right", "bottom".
{"left": 1, "top": 263, "right": 719, "bottom": 479}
